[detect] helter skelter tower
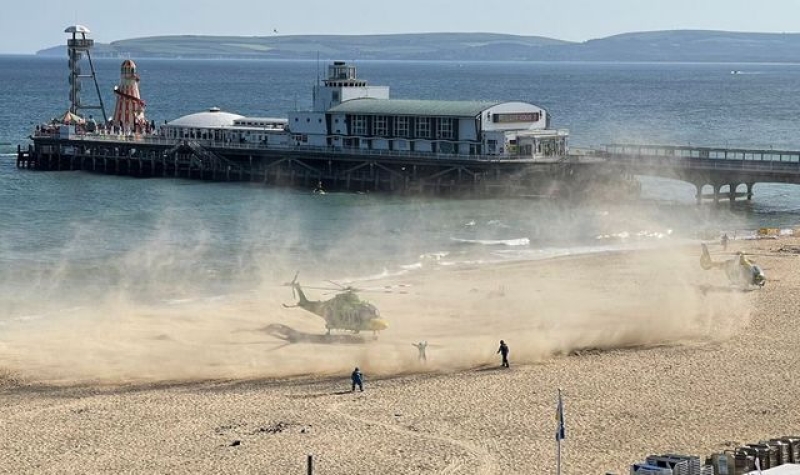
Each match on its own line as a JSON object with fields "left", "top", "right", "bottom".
{"left": 65, "top": 25, "right": 108, "bottom": 122}
{"left": 112, "top": 60, "right": 147, "bottom": 132}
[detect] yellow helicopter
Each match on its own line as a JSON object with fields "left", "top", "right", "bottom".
{"left": 283, "top": 273, "right": 390, "bottom": 337}
{"left": 700, "top": 243, "right": 765, "bottom": 287}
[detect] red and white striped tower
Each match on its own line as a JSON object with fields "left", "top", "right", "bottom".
{"left": 112, "top": 60, "right": 146, "bottom": 132}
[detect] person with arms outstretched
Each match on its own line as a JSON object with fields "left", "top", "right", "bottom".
{"left": 412, "top": 341, "right": 428, "bottom": 362}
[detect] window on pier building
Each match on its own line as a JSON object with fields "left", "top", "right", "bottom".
{"left": 352, "top": 115, "right": 368, "bottom": 136}
{"left": 438, "top": 118, "right": 454, "bottom": 140}
{"left": 373, "top": 115, "right": 388, "bottom": 136}
{"left": 394, "top": 116, "right": 409, "bottom": 137}
{"left": 416, "top": 117, "right": 431, "bottom": 139}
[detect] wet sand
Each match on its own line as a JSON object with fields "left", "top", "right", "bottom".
{"left": 1, "top": 237, "right": 798, "bottom": 474}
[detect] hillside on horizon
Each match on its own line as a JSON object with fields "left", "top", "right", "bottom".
{"left": 36, "top": 30, "right": 800, "bottom": 63}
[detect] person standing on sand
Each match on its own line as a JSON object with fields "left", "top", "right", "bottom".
{"left": 497, "top": 340, "right": 510, "bottom": 368}
{"left": 721, "top": 233, "right": 729, "bottom": 251}
{"left": 351, "top": 367, "right": 363, "bottom": 392}
{"left": 412, "top": 341, "right": 428, "bottom": 362}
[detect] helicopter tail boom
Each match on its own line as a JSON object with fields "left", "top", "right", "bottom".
{"left": 700, "top": 243, "right": 724, "bottom": 270}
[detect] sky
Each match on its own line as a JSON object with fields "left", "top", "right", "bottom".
{"left": 1, "top": 0, "right": 799, "bottom": 54}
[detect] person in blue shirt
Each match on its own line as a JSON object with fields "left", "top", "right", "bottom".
{"left": 351, "top": 367, "right": 363, "bottom": 392}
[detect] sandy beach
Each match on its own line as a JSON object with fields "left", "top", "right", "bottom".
{"left": 1, "top": 237, "right": 798, "bottom": 474}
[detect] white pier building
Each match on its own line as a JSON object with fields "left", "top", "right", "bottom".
{"left": 161, "top": 61, "right": 567, "bottom": 160}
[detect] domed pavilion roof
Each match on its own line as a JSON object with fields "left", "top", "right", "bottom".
{"left": 166, "top": 107, "right": 244, "bottom": 128}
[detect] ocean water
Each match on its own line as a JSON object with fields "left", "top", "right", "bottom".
{"left": 2, "top": 57, "right": 800, "bottom": 320}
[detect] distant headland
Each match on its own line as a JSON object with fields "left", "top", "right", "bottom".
{"left": 36, "top": 30, "right": 800, "bottom": 63}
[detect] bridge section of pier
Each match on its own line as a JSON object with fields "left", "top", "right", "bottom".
{"left": 584, "top": 144, "right": 800, "bottom": 203}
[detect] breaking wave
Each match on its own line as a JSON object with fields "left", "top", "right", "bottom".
{"left": 450, "top": 237, "right": 530, "bottom": 246}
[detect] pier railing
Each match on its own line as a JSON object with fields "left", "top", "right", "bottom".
{"left": 603, "top": 144, "right": 800, "bottom": 164}
{"left": 34, "top": 132, "right": 567, "bottom": 164}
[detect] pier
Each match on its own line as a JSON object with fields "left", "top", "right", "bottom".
{"left": 17, "top": 134, "right": 597, "bottom": 197}
{"left": 18, "top": 137, "right": 800, "bottom": 200}
{"left": 16, "top": 26, "right": 800, "bottom": 201}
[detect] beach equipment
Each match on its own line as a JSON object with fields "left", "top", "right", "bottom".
{"left": 764, "top": 440, "right": 791, "bottom": 466}
{"left": 631, "top": 463, "right": 674, "bottom": 475}
{"left": 645, "top": 454, "right": 703, "bottom": 475}
{"left": 740, "top": 445, "right": 778, "bottom": 470}
{"left": 776, "top": 438, "right": 800, "bottom": 464}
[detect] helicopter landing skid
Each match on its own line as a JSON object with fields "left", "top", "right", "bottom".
{"left": 265, "top": 324, "right": 367, "bottom": 344}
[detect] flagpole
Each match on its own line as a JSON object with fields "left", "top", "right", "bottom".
{"left": 557, "top": 430, "right": 561, "bottom": 475}
{"left": 556, "top": 388, "right": 564, "bottom": 475}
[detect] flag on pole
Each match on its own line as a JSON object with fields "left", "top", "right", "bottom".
{"left": 556, "top": 389, "right": 566, "bottom": 441}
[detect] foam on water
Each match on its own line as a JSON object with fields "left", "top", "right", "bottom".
{"left": 450, "top": 237, "right": 531, "bottom": 246}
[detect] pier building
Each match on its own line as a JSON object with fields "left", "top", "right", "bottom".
{"left": 160, "top": 109, "right": 289, "bottom": 146}
{"left": 157, "top": 61, "right": 568, "bottom": 160}
{"left": 284, "top": 61, "right": 567, "bottom": 159}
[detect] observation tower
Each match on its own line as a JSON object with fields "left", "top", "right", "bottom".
{"left": 65, "top": 25, "right": 107, "bottom": 123}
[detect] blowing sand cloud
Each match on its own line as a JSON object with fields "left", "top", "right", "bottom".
{"left": 0, "top": 240, "right": 751, "bottom": 384}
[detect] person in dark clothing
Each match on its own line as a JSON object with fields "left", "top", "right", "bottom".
{"left": 721, "top": 233, "right": 729, "bottom": 251}
{"left": 351, "top": 367, "right": 363, "bottom": 392}
{"left": 497, "top": 340, "right": 510, "bottom": 368}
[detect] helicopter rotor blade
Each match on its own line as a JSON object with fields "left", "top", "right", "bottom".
{"left": 354, "top": 283, "right": 412, "bottom": 294}
{"left": 326, "top": 280, "right": 346, "bottom": 290}
{"left": 325, "top": 280, "right": 366, "bottom": 293}
{"left": 301, "top": 285, "right": 356, "bottom": 292}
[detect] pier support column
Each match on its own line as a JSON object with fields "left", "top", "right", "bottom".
{"left": 746, "top": 182, "right": 754, "bottom": 201}
{"left": 713, "top": 184, "right": 721, "bottom": 204}
{"left": 728, "top": 183, "right": 737, "bottom": 203}
{"left": 694, "top": 184, "right": 703, "bottom": 205}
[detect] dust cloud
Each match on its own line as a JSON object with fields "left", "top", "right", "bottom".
{"left": 0, "top": 227, "right": 751, "bottom": 385}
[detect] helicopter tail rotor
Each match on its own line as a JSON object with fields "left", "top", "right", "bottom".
{"left": 283, "top": 271, "right": 300, "bottom": 287}
{"left": 283, "top": 271, "right": 300, "bottom": 298}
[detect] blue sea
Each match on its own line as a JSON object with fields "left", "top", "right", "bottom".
{"left": 2, "top": 57, "right": 800, "bottom": 320}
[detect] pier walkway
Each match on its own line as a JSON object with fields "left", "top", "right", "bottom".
{"left": 586, "top": 144, "right": 800, "bottom": 203}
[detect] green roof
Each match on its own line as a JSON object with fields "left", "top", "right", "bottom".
{"left": 328, "top": 99, "right": 504, "bottom": 117}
